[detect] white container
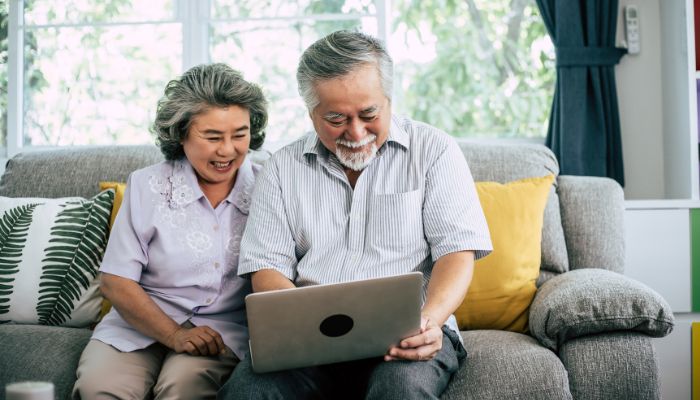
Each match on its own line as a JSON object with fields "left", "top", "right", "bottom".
{"left": 5, "top": 382, "right": 54, "bottom": 400}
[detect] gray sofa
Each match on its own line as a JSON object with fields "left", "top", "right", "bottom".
{"left": 0, "top": 143, "right": 674, "bottom": 400}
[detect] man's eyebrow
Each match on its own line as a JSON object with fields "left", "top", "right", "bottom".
{"left": 360, "top": 106, "right": 378, "bottom": 114}
{"left": 322, "top": 112, "right": 346, "bottom": 120}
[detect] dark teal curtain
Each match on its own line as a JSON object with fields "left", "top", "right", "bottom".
{"left": 536, "top": 0, "right": 627, "bottom": 185}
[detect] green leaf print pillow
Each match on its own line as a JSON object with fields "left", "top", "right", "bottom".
{"left": 0, "top": 189, "right": 114, "bottom": 327}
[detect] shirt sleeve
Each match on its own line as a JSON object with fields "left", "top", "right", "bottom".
{"left": 238, "top": 158, "right": 298, "bottom": 281}
{"left": 99, "top": 172, "right": 150, "bottom": 282}
{"left": 423, "top": 136, "right": 493, "bottom": 262}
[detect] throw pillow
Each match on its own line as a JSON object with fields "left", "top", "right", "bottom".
{"left": 455, "top": 174, "right": 554, "bottom": 333}
{"left": 0, "top": 189, "right": 115, "bottom": 327}
{"left": 97, "top": 181, "right": 127, "bottom": 321}
{"left": 99, "top": 181, "right": 126, "bottom": 229}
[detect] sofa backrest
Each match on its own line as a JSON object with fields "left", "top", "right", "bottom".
{"left": 0, "top": 142, "right": 575, "bottom": 280}
{"left": 459, "top": 142, "right": 570, "bottom": 280}
{"left": 0, "top": 145, "right": 164, "bottom": 199}
{"left": 0, "top": 145, "right": 274, "bottom": 200}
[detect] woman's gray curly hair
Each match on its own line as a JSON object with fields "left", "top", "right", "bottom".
{"left": 152, "top": 63, "right": 268, "bottom": 160}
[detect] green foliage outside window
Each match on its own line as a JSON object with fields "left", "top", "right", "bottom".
{"left": 393, "top": 0, "right": 555, "bottom": 138}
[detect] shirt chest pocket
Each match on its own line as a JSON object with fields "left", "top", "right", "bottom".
{"left": 369, "top": 189, "right": 424, "bottom": 250}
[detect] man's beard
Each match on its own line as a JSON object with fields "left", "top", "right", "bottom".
{"left": 335, "top": 134, "right": 378, "bottom": 171}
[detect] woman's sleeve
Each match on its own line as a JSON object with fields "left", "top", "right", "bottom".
{"left": 99, "top": 172, "right": 152, "bottom": 282}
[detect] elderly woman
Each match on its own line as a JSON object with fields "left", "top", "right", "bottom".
{"left": 72, "top": 63, "right": 267, "bottom": 399}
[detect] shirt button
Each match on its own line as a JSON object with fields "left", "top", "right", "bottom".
{"left": 213, "top": 225, "right": 219, "bottom": 231}
{"left": 206, "top": 298, "right": 212, "bottom": 304}
{"left": 214, "top": 262, "right": 220, "bottom": 269}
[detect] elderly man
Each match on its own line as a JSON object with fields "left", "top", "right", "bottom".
{"left": 218, "top": 30, "right": 492, "bottom": 399}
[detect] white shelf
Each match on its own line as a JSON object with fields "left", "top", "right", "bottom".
{"left": 625, "top": 199, "right": 700, "bottom": 209}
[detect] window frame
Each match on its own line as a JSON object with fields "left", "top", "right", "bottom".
{"left": 5, "top": 0, "right": 391, "bottom": 157}
{"left": 6, "top": 0, "right": 544, "bottom": 159}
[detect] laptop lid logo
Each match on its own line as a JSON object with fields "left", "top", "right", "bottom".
{"left": 319, "top": 314, "right": 354, "bottom": 337}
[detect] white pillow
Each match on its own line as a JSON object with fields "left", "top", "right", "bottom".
{"left": 0, "top": 189, "right": 114, "bottom": 327}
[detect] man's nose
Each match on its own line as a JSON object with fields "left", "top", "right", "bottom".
{"left": 345, "top": 120, "right": 366, "bottom": 142}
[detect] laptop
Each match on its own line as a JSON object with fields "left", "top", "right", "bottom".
{"left": 245, "top": 272, "right": 423, "bottom": 373}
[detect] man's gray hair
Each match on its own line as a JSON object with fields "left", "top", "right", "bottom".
{"left": 296, "top": 30, "right": 393, "bottom": 111}
{"left": 152, "top": 63, "right": 268, "bottom": 160}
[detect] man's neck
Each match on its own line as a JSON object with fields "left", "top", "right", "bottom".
{"left": 344, "top": 168, "right": 362, "bottom": 189}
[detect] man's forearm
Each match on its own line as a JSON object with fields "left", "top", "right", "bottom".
{"left": 251, "top": 268, "right": 296, "bottom": 292}
{"left": 421, "top": 251, "right": 475, "bottom": 326}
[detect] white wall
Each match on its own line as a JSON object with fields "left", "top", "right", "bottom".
{"left": 616, "top": 0, "right": 666, "bottom": 199}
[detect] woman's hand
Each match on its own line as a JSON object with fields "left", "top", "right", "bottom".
{"left": 166, "top": 325, "right": 227, "bottom": 356}
{"left": 384, "top": 316, "right": 443, "bottom": 362}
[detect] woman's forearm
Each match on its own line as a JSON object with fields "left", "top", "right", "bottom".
{"left": 100, "top": 272, "right": 182, "bottom": 348}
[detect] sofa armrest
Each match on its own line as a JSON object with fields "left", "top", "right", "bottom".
{"left": 558, "top": 175, "right": 625, "bottom": 273}
{"left": 529, "top": 269, "right": 674, "bottom": 351}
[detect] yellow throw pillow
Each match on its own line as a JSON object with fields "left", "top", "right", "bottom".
{"left": 99, "top": 181, "right": 127, "bottom": 230}
{"left": 97, "top": 181, "right": 127, "bottom": 322}
{"left": 455, "top": 174, "right": 555, "bottom": 333}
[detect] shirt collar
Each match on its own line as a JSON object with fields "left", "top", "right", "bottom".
{"left": 385, "top": 115, "right": 409, "bottom": 151}
{"left": 228, "top": 157, "right": 255, "bottom": 214}
{"left": 302, "top": 132, "right": 327, "bottom": 158}
{"left": 170, "top": 157, "right": 254, "bottom": 214}
{"left": 167, "top": 159, "right": 204, "bottom": 209}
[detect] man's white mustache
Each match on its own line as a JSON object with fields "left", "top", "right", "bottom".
{"left": 336, "top": 134, "right": 377, "bottom": 148}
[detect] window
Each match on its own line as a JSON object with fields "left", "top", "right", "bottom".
{"left": 208, "top": 0, "right": 380, "bottom": 148}
{"left": 5, "top": 0, "right": 554, "bottom": 156}
{"left": 1, "top": 0, "right": 9, "bottom": 149}
{"left": 11, "top": 0, "right": 180, "bottom": 153}
{"left": 390, "top": 0, "right": 555, "bottom": 139}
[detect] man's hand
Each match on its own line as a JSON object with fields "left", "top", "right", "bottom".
{"left": 384, "top": 316, "right": 442, "bottom": 362}
{"left": 165, "top": 325, "right": 227, "bottom": 357}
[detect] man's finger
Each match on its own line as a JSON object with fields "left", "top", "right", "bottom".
{"left": 401, "top": 330, "right": 438, "bottom": 349}
{"left": 388, "top": 347, "right": 437, "bottom": 361}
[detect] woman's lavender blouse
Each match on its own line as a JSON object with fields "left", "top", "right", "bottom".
{"left": 92, "top": 157, "right": 258, "bottom": 359}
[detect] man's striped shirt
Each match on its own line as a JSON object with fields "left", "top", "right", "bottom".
{"left": 239, "top": 115, "right": 493, "bottom": 333}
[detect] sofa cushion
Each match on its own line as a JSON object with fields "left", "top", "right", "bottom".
{"left": 455, "top": 175, "right": 553, "bottom": 332}
{"left": 529, "top": 269, "right": 675, "bottom": 351}
{"left": 459, "top": 142, "right": 569, "bottom": 277}
{"left": 0, "top": 190, "right": 114, "bottom": 327}
{"left": 0, "top": 325, "right": 92, "bottom": 400}
{"left": 442, "top": 330, "right": 572, "bottom": 400}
